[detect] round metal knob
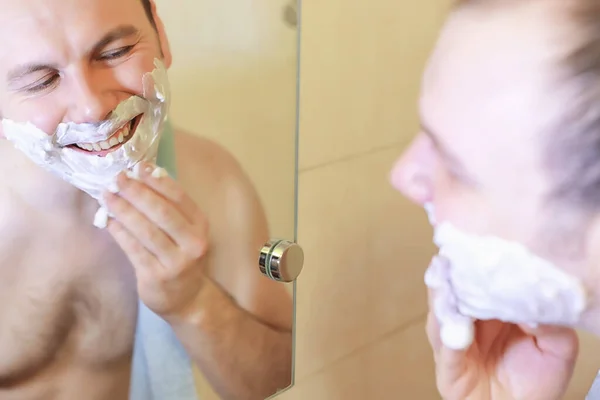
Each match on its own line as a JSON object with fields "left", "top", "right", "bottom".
{"left": 259, "top": 239, "right": 304, "bottom": 282}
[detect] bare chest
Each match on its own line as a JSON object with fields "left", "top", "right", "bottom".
{"left": 0, "top": 217, "right": 139, "bottom": 387}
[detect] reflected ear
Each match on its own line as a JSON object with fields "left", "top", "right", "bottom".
{"left": 149, "top": 0, "right": 173, "bottom": 68}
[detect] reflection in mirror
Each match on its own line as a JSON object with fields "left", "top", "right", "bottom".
{"left": 0, "top": 0, "right": 299, "bottom": 399}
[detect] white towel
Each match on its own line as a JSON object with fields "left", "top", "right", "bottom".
{"left": 129, "top": 302, "right": 198, "bottom": 400}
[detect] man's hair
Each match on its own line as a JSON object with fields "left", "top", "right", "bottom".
{"left": 140, "top": 0, "right": 158, "bottom": 32}
{"left": 545, "top": 1, "right": 600, "bottom": 213}
{"left": 454, "top": 0, "right": 600, "bottom": 214}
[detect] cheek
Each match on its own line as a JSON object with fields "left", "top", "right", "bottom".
{"left": 431, "top": 172, "right": 496, "bottom": 235}
{"left": 111, "top": 54, "right": 161, "bottom": 97}
{"left": 432, "top": 177, "right": 536, "bottom": 245}
{"left": 3, "top": 98, "right": 63, "bottom": 135}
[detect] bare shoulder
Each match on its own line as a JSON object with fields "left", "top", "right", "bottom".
{"left": 171, "top": 128, "right": 292, "bottom": 330}
{"left": 172, "top": 127, "right": 268, "bottom": 249}
{"left": 172, "top": 129, "right": 248, "bottom": 190}
{"left": 172, "top": 129, "right": 262, "bottom": 216}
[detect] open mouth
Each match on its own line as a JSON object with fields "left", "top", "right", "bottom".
{"left": 68, "top": 114, "right": 143, "bottom": 156}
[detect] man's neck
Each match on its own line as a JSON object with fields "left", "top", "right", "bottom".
{"left": 0, "top": 140, "right": 97, "bottom": 218}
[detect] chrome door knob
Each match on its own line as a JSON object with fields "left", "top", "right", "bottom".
{"left": 259, "top": 239, "right": 304, "bottom": 282}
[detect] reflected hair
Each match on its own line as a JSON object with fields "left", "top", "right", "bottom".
{"left": 140, "top": 0, "right": 158, "bottom": 32}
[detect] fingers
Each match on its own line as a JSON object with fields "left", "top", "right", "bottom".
{"left": 425, "top": 256, "right": 473, "bottom": 392}
{"left": 105, "top": 192, "right": 182, "bottom": 267}
{"left": 107, "top": 218, "right": 163, "bottom": 272}
{"left": 428, "top": 289, "right": 470, "bottom": 395}
{"left": 518, "top": 323, "right": 579, "bottom": 360}
{"left": 425, "top": 257, "right": 447, "bottom": 356}
{"left": 136, "top": 162, "right": 198, "bottom": 223}
{"left": 427, "top": 289, "right": 443, "bottom": 354}
{"left": 114, "top": 174, "right": 189, "bottom": 235}
{"left": 426, "top": 256, "right": 475, "bottom": 351}
{"left": 109, "top": 168, "right": 208, "bottom": 258}
{"left": 436, "top": 344, "right": 469, "bottom": 392}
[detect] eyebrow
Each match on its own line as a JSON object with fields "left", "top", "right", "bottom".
{"left": 7, "top": 25, "right": 140, "bottom": 84}
{"left": 420, "top": 121, "right": 472, "bottom": 177}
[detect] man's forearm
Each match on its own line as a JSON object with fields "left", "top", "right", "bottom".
{"left": 168, "top": 278, "right": 293, "bottom": 400}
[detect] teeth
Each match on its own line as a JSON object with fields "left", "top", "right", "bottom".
{"left": 74, "top": 117, "right": 136, "bottom": 152}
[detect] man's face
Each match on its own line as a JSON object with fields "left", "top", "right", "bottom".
{"left": 391, "top": 4, "right": 583, "bottom": 270}
{"left": 0, "top": 0, "right": 168, "bottom": 140}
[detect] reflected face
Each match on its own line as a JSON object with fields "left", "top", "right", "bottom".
{"left": 0, "top": 0, "right": 170, "bottom": 146}
{"left": 391, "top": 4, "right": 579, "bottom": 264}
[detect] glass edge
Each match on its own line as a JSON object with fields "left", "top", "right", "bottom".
{"left": 268, "top": 0, "right": 302, "bottom": 398}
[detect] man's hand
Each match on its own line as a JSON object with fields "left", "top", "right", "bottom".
{"left": 104, "top": 161, "right": 209, "bottom": 319}
{"left": 428, "top": 288, "right": 579, "bottom": 400}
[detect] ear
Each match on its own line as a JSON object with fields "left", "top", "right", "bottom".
{"left": 582, "top": 215, "right": 600, "bottom": 266}
{"left": 149, "top": 0, "right": 173, "bottom": 68}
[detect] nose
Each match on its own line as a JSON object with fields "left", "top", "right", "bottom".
{"left": 389, "top": 134, "right": 434, "bottom": 206}
{"left": 66, "top": 69, "right": 120, "bottom": 124}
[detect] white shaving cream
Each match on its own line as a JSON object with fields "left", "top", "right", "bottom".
{"left": 424, "top": 202, "right": 437, "bottom": 225}
{"left": 2, "top": 58, "right": 171, "bottom": 228}
{"left": 425, "top": 256, "right": 475, "bottom": 350}
{"left": 423, "top": 203, "right": 588, "bottom": 350}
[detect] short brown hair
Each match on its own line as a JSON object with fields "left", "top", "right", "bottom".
{"left": 543, "top": 1, "right": 600, "bottom": 213}
{"left": 455, "top": 0, "right": 600, "bottom": 213}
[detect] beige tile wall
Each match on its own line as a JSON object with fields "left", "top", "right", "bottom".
{"left": 276, "top": 2, "right": 445, "bottom": 398}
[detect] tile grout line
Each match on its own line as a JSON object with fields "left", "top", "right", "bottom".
{"left": 298, "top": 141, "right": 408, "bottom": 174}
{"left": 296, "top": 312, "right": 428, "bottom": 383}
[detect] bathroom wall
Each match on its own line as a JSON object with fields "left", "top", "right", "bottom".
{"left": 276, "top": 1, "right": 445, "bottom": 397}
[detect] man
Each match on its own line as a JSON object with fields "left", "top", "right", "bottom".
{"left": 392, "top": 0, "right": 600, "bottom": 398}
{"left": 0, "top": 0, "right": 293, "bottom": 399}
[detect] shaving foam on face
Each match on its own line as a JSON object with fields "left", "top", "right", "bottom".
{"left": 2, "top": 58, "right": 171, "bottom": 228}
{"left": 423, "top": 203, "right": 588, "bottom": 350}
{"left": 425, "top": 256, "right": 475, "bottom": 350}
{"left": 151, "top": 166, "right": 168, "bottom": 179}
{"left": 424, "top": 202, "right": 437, "bottom": 225}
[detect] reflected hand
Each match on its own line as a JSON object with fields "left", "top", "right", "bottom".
{"left": 427, "top": 292, "right": 579, "bottom": 400}
{"left": 104, "top": 162, "right": 209, "bottom": 319}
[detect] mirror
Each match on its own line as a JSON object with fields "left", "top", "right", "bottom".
{"left": 0, "top": 0, "right": 300, "bottom": 399}
{"left": 155, "top": 0, "right": 301, "bottom": 399}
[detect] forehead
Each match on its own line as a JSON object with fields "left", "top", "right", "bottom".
{"left": 0, "top": 0, "right": 147, "bottom": 64}
{"left": 421, "top": 2, "right": 569, "bottom": 177}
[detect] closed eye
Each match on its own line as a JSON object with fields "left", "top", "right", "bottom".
{"left": 24, "top": 73, "right": 60, "bottom": 93}
{"left": 97, "top": 45, "right": 135, "bottom": 61}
